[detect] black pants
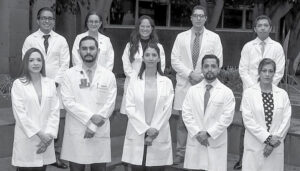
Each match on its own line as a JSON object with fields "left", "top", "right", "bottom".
{"left": 131, "top": 143, "right": 165, "bottom": 171}
{"left": 69, "top": 161, "right": 106, "bottom": 171}
{"left": 16, "top": 166, "right": 46, "bottom": 171}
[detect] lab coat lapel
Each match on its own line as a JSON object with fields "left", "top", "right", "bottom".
{"left": 184, "top": 30, "right": 193, "bottom": 65}
{"left": 28, "top": 80, "right": 41, "bottom": 110}
{"left": 254, "top": 84, "right": 268, "bottom": 130}
{"left": 40, "top": 77, "right": 47, "bottom": 110}
{"left": 198, "top": 28, "right": 207, "bottom": 59}
{"left": 46, "top": 32, "right": 56, "bottom": 56}
{"left": 270, "top": 85, "right": 280, "bottom": 131}
{"left": 152, "top": 75, "right": 163, "bottom": 119}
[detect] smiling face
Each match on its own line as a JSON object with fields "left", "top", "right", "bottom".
{"left": 259, "top": 63, "right": 275, "bottom": 85}
{"left": 87, "top": 14, "right": 102, "bottom": 32}
{"left": 143, "top": 47, "right": 160, "bottom": 68}
{"left": 139, "top": 19, "right": 153, "bottom": 39}
{"left": 79, "top": 39, "right": 99, "bottom": 63}
{"left": 202, "top": 58, "right": 220, "bottom": 82}
{"left": 254, "top": 19, "right": 272, "bottom": 41}
{"left": 28, "top": 52, "right": 43, "bottom": 74}
{"left": 37, "top": 10, "right": 55, "bottom": 34}
{"left": 191, "top": 9, "right": 207, "bottom": 30}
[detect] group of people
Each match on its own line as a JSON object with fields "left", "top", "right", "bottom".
{"left": 10, "top": 4, "right": 291, "bottom": 171}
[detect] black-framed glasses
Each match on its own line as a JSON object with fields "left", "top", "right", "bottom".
{"left": 39, "top": 17, "right": 55, "bottom": 21}
{"left": 191, "top": 14, "right": 206, "bottom": 19}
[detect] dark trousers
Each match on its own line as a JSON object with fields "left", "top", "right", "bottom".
{"left": 131, "top": 139, "right": 165, "bottom": 171}
{"left": 69, "top": 162, "right": 106, "bottom": 171}
{"left": 238, "top": 124, "right": 245, "bottom": 160}
{"left": 16, "top": 166, "right": 46, "bottom": 171}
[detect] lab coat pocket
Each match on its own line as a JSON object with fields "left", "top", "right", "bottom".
{"left": 96, "top": 86, "right": 109, "bottom": 104}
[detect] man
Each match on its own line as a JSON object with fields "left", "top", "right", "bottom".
{"left": 171, "top": 5, "right": 223, "bottom": 164}
{"left": 22, "top": 7, "right": 70, "bottom": 169}
{"left": 235, "top": 15, "right": 285, "bottom": 170}
{"left": 182, "top": 54, "right": 235, "bottom": 171}
{"left": 60, "top": 36, "right": 117, "bottom": 171}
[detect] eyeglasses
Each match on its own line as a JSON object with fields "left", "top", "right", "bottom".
{"left": 39, "top": 17, "right": 55, "bottom": 21}
{"left": 191, "top": 14, "right": 206, "bottom": 19}
{"left": 88, "top": 20, "right": 100, "bottom": 24}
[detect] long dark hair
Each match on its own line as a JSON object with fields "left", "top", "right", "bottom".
{"left": 84, "top": 11, "right": 104, "bottom": 33}
{"left": 19, "top": 48, "right": 46, "bottom": 84}
{"left": 129, "top": 15, "right": 158, "bottom": 63}
{"left": 138, "top": 43, "right": 164, "bottom": 79}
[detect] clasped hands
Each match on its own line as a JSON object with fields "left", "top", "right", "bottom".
{"left": 145, "top": 128, "right": 159, "bottom": 146}
{"left": 263, "top": 135, "right": 281, "bottom": 158}
{"left": 196, "top": 131, "right": 210, "bottom": 147}
{"left": 84, "top": 114, "right": 105, "bottom": 139}
{"left": 189, "top": 71, "right": 204, "bottom": 85}
{"left": 36, "top": 131, "right": 53, "bottom": 154}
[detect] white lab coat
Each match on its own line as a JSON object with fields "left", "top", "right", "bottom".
{"left": 11, "top": 77, "right": 60, "bottom": 167}
{"left": 239, "top": 37, "right": 285, "bottom": 90}
{"left": 241, "top": 84, "right": 291, "bottom": 171}
{"left": 60, "top": 65, "right": 117, "bottom": 164}
{"left": 72, "top": 31, "right": 114, "bottom": 71}
{"left": 120, "top": 42, "right": 166, "bottom": 114}
{"left": 122, "top": 74, "right": 174, "bottom": 166}
{"left": 22, "top": 29, "right": 70, "bottom": 84}
{"left": 182, "top": 79, "right": 235, "bottom": 170}
{"left": 171, "top": 28, "right": 223, "bottom": 110}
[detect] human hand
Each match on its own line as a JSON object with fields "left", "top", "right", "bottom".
{"left": 147, "top": 128, "right": 159, "bottom": 139}
{"left": 269, "top": 135, "right": 281, "bottom": 148}
{"left": 37, "top": 132, "right": 52, "bottom": 146}
{"left": 145, "top": 136, "right": 153, "bottom": 146}
{"left": 196, "top": 131, "right": 210, "bottom": 147}
{"left": 84, "top": 127, "right": 95, "bottom": 139}
{"left": 189, "top": 71, "right": 203, "bottom": 85}
{"left": 90, "top": 115, "right": 105, "bottom": 127}
{"left": 36, "top": 141, "right": 48, "bottom": 154}
{"left": 263, "top": 144, "right": 274, "bottom": 158}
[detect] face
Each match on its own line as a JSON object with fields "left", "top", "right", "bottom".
{"left": 139, "top": 19, "right": 153, "bottom": 39}
{"left": 191, "top": 9, "right": 207, "bottom": 30}
{"left": 79, "top": 40, "right": 99, "bottom": 63}
{"left": 28, "top": 52, "right": 43, "bottom": 74}
{"left": 254, "top": 19, "right": 272, "bottom": 40}
{"left": 87, "top": 14, "right": 102, "bottom": 32}
{"left": 202, "top": 58, "right": 220, "bottom": 82}
{"left": 143, "top": 47, "right": 160, "bottom": 68}
{"left": 259, "top": 64, "right": 275, "bottom": 84}
{"left": 37, "top": 10, "right": 55, "bottom": 34}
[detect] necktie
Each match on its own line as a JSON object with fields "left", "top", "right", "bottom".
{"left": 43, "top": 35, "right": 50, "bottom": 54}
{"left": 204, "top": 84, "right": 213, "bottom": 112}
{"left": 260, "top": 41, "right": 265, "bottom": 56}
{"left": 192, "top": 32, "right": 200, "bottom": 69}
{"left": 87, "top": 69, "right": 93, "bottom": 83}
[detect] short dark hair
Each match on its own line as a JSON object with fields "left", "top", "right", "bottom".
{"left": 19, "top": 48, "right": 46, "bottom": 84}
{"left": 258, "top": 58, "right": 276, "bottom": 74}
{"left": 202, "top": 54, "right": 220, "bottom": 67}
{"left": 79, "top": 36, "right": 98, "bottom": 49}
{"left": 84, "top": 11, "right": 104, "bottom": 33}
{"left": 37, "top": 7, "right": 55, "bottom": 19}
{"left": 191, "top": 5, "right": 207, "bottom": 16}
{"left": 255, "top": 15, "right": 272, "bottom": 27}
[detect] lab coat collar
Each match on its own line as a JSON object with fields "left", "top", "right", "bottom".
{"left": 196, "top": 78, "right": 221, "bottom": 90}
{"left": 252, "top": 83, "right": 281, "bottom": 94}
{"left": 253, "top": 37, "right": 273, "bottom": 45}
{"left": 34, "top": 29, "right": 57, "bottom": 38}
{"left": 83, "top": 31, "right": 106, "bottom": 40}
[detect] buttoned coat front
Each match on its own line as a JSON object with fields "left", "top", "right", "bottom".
{"left": 60, "top": 65, "right": 117, "bottom": 164}
{"left": 171, "top": 28, "right": 223, "bottom": 110}
{"left": 182, "top": 79, "right": 235, "bottom": 171}
{"left": 22, "top": 30, "right": 70, "bottom": 84}
{"left": 241, "top": 84, "right": 291, "bottom": 171}
{"left": 72, "top": 31, "right": 114, "bottom": 71}
{"left": 11, "top": 77, "right": 60, "bottom": 167}
{"left": 120, "top": 42, "right": 166, "bottom": 114}
{"left": 121, "top": 74, "right": 174, "bottom": 166}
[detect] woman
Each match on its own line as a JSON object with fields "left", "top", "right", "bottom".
{"left": 122, "top": 43, "right": 173, "bottom": 171}
{"left": 72, "top": 11, "right": 114, "bottom": 71}
{"left": 11, "top": 48, "right": 60, "bottom": 171}
{"left": 120, "top": 15, "right": 166, "bottom": 114}
{"left": 241, "top": 58, "right": 291, "bottom": 171}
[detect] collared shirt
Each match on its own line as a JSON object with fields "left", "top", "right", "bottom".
{"left": 202, "top": 79, "right": 218, "bottom": 94}
{"left": 82, "top": 63, "right": 97, "bottom": 83}
{"left": 190, "top": 27, "right": 204, "bottom": 55}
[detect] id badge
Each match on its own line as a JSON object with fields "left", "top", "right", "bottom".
{"left": 79, "top": 78, "right": 90, "bottom": 88}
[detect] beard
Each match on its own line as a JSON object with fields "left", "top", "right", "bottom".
{"left": 204, "top": 72, "right": 217, "bottom": 81}
{"left": 82, "top": 54, "right": 96, "bottom": 63}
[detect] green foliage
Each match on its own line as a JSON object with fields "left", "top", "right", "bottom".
{"left": 0, "top": 74, "right": 14, "bottom": 95}
{"left": 218, "top": 67, "right": 243, "bottom": 94}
